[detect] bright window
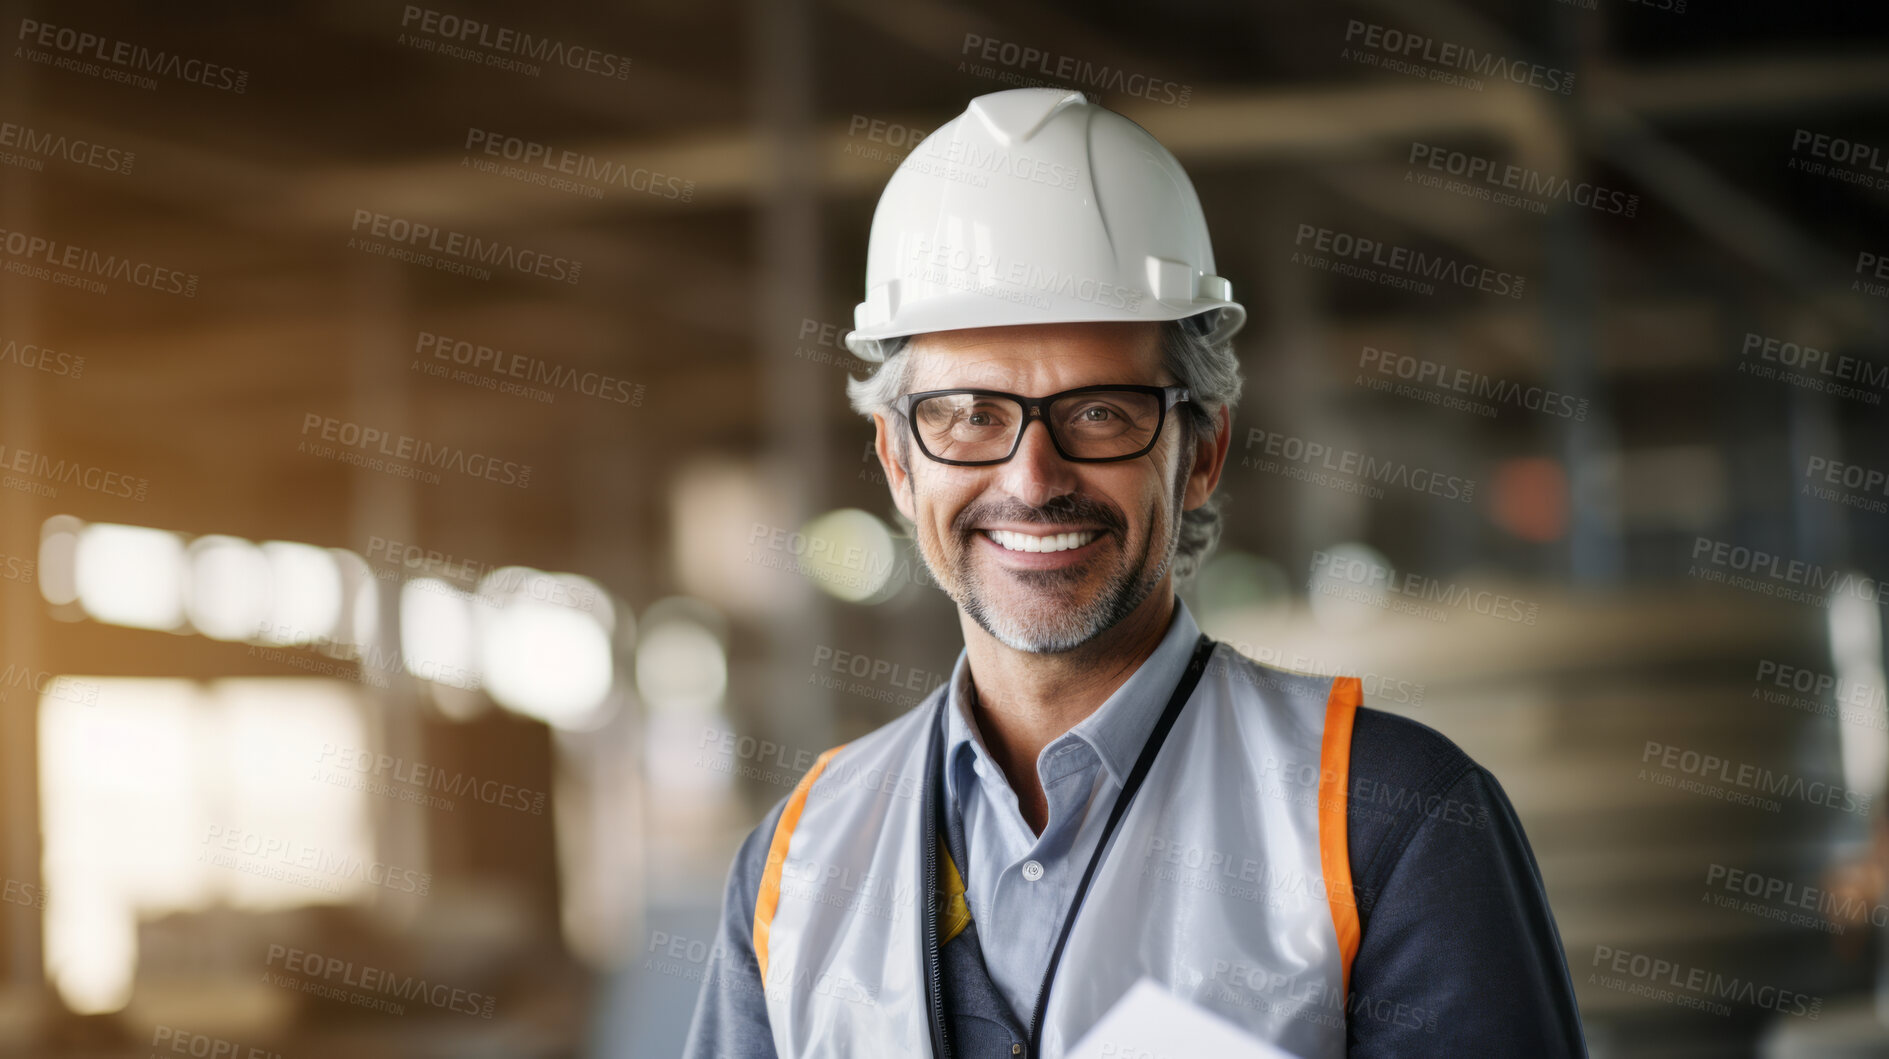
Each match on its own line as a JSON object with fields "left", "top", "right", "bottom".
{"left": 39, "top": 678, "right": 371, "bottom": 1014}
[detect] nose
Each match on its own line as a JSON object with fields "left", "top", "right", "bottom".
{"left": 995, "top": 414, "right": 1079, "bottom": 508}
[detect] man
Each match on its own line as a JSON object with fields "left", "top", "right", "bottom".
{"left": 684, "top": 88, "right": 1584, "bottom": 1057}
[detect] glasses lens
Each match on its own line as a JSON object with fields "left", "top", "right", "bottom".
{"left": 912, "top": 393, "right": 1021, "bottom": 463}
{"left": 909, "top": 390, "right": 1168, "bottom": 463}
{"left": 1047, "top": 389, "right": 1164, "bottom": 459}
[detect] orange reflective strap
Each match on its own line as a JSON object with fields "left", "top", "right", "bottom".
{"left": 1318, "top": 676, "right": 1362, "bottom": 994}
{"left": 752, "top": 743, "right": 846, "bottom": 986}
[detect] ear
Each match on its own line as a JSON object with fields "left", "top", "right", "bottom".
{"left": 873, "top": 413, "right": 917, "bottom": 523}
{"left": 1182, "top": 405, "right": 1231, "bottom": 512}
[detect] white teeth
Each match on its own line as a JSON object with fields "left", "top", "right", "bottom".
{"left": 986, "top": 529, "right": 1100, "bottom": 554}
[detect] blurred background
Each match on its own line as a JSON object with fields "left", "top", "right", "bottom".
{"left": 2, "top": 1, "right": 1888, "bottom": 1056}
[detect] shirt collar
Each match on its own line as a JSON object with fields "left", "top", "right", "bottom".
{"left": 942, "top": 597, "right": 1203, "bottom": 802}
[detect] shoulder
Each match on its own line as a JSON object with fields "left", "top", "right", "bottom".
{"left": 1343, "top": 706, "right": 1521, "bottom": 916}
{"left": 780, "top": 694, "right": 947, "bottom": 815}
{"left": 721, "top": 698, "right": 936, "bottom": 928}
{"left": 1338, "top": 715, "right": 1584, "bottom": 1053}
{"left": 1202, "top": 642, "right": 1334, "bottom": 703}
{"left": 728, "top": 693, "right": 945, "bottom": 897}
{"left": 1348, "top": 705, "right": 1481, "bottom": 796}
{"left": 726, "top": 793, "right": 791, "bottom": 925}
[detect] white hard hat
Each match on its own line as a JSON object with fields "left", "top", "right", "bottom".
{"left": 844, "top": 87, "right": 1244, "bottom": 362}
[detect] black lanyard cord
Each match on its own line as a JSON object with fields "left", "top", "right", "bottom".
{"left": 921, "top": 632, "right": 1218, "bottom": 1058}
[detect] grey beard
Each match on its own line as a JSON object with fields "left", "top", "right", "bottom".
{"left": 927, "top": 458, "right": 1188, "bottom": 655}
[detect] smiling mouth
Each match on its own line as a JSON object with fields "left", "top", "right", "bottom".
{"left": 981, "top": 528, "right": 1102, "bottom": 554}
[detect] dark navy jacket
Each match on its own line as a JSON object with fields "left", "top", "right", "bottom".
{"left": 681, "top": 704, "right": 1588, "bottom": 1057}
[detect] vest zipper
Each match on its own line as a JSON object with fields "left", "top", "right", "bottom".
{"left": 923, "top": 705, "right": 954, "bottom": 1059}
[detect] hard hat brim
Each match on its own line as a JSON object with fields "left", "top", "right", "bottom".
{"left": 843, "top": 296, "right": 1245, "bottom": 362}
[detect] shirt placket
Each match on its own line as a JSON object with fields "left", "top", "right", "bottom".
{"left": 987, "top": 741, "right": 1107, "bottom": 982}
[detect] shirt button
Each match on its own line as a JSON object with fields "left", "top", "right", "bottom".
{"left": 1021, "top": 860, "right": 1044, "bottom": 882}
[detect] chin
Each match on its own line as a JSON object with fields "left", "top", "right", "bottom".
{"left": 973, "top": 599, "right": 1111, "bottom": 654}
{"left": 987, "top": 623, "right": 1099, "bottom": 655}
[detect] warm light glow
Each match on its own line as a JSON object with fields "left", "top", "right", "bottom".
{"left": 330, "top": 548, "right": 380, "bottom": 658}
{"left": 1830, "top": 582, "right": 1888, "bottom": 801}
{"left": 74, "top": 523, "right": 186, "bottom": 630}
{"left": 634, "top": 611, "right": 728, "bottom": 716}
{"left": 37, "top": 514, "right": 83, "bottom": 607}
{"left": 39, "top": 678, "right": 372, "bottom": 1016}
{"left": 260, "top": 541, "right": 344, "bottom": 645}
{"left": 184, "top": 535, "right": 270, "bottom": 642}
{"left": 209, "top": 680, "right": 374, "bottom": 909}
{"left": 400, "top": 578, "right": 479, "bottom": 689}
{"left": 636, "top": 599, "right": 732, "bottom": 797}
{"left": 796, "top": 508, "right": 899, "bottom": 605}
{"left": 1306, "top": 542, "right": 1390, "bottom": 633}
{"left": 670, "top": 457, "right": 794, "bottom": 617}
{"left": 40, "top": 678, "right": 201, "bottom": 1014}
{"left": 1490, "top": 458, "right": 1569, "bottom": 543}
{"left": 479, "top": 591, "right": 616, "bottom": 730}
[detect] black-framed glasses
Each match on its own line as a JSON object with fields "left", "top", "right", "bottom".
{"left": 893, "top": 385, "right": 1190, "bottom": 466}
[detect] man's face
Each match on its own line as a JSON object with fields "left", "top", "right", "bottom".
{"left": 872, "top": 321, "right": 1219, "bottom": 654}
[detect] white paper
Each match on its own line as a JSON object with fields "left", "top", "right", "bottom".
{"left": 1064, "top": 978, "right": 1302, "bottom": 1059}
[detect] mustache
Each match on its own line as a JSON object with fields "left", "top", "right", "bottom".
{"left": 953, "top": 494, "right": 1124, "bottom": 535}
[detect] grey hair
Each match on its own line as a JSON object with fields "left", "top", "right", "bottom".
{"left": 843, "top": 312, "right": 1243, "bottom": 582}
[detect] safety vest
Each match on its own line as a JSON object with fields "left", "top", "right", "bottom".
{"left": 752, "top": 639, "right": 1362, "bottom": 1058}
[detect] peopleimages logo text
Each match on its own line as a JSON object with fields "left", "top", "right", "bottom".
{"left": 316, "top": 743, "right": 546, "bottom": 815}
{"left": 417, "top": 331, "right": 641, "bottom": 404}
{"left": 1242, "top": 428, "right": 1476, "bottom": 502}
{"left": 958, "top": 33, "right": 1191, "bottom": 107}
{"left": 0, "top": 227, "right": 197, "bottom": 295}
{"left": 1343, "top": 20, "right": 1574, "bottom": 95}
{"left": 1591, "top": 945, "right": 1820, "bottom": 1020}
{"left": 399, "top": 5, "right": 630, "bottom": 79}
{"left": 1407, "top": 142, "right": 1636, "bottom": 216}
{"left": 1791, "top": 129, "right": 1889, "bottom": 177}
{"left": 0, "top": 118, "right": 134, "bottom": 174}
{"left": 1739, "top": 331, "right": 1888, "bottom": 402}
{"left": 1359, "top": 345, "right": 1589, "bottom": 420}
{"left": 349, "top": 210, "right": 581, "bottom": 285}
{"left": 1309, "top": 550, "right": 1540, "bottom": 625}
{"left": 463, "top": 128, "right": 694, "bottom": 201}
{"left": 15, "top": 18, "right": 249, "bottom": 92}
{"left": 1642, "top": 741, "right": 1871, "bottom": 816}
{"left": 1690, "top": 536, "right": 1882, "bottom": 605}
{"left": 1293, "top": 224, "right": 1524, "bottom": 299}
{"left": 265, "top": 944, "right": 496, "bottom": 1018}
{"left": 300, "top": 413, "right": 531, "bottom": 488}
{"left": 0, "top": 444, "right": 147, "bottom": 500}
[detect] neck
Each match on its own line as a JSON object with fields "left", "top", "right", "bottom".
{"left": 960, "top": 588, "right": 1176, "bottom": 833}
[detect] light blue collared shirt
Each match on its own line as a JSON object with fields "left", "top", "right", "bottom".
{"left": 941, "top": 596, "right": 1203, "bottom": 1026}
